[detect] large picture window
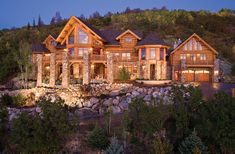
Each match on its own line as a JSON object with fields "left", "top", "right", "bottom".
{"left": 180, "top": 54, "right": 186, "bottom": 60}
{"left": 78, "top": 29, "right": 88, "bottom": 44}
{"left": 200, "top": 54, "right": 206, "bottom": 60}
{"left": 141, "top": 48, "right": 146, "bottom": 60}
{"left": 69, "top": 48, "right": 74, "bottom": 56}
{"left": 68, "top": 31, "right": 74, "bottom": 44}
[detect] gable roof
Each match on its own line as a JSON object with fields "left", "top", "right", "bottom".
{"left": 43, "top": 35, "right": 56, "bottom": 44}
{"left": 100, "top": 30, "right": 122, "bottom": 45}
{"left": 116, "top": 29, "right": 142, "bottom": 40}
{"left": 137, "top": 33, "right": 169, "bottom": 46}
{"left": 170, "top": 33, "right": 218, "bottom": 55}
{"left": 56, "top": 16, "right": 106, "bottom": 43}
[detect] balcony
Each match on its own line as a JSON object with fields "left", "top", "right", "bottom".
{"left": 113, "top": 56, "right": 138, "bottom": 62}
{"left": 182, "top": 59, "right": 214, "bottom": 67}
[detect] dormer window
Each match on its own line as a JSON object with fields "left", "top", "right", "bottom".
{"left": 78, "top": 29, "right": 88, "bottom": 44}
{"left": 125, "top": 37, "right": 132, "bottom": 43}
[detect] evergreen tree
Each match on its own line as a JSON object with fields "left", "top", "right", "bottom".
{"left": 27, "top": 22, "right": 30, "bottom": 30}
{"left": 104, "top": 136, "right": 124, "bottom": 154}
{"left": 178, "top": 131, "right": 208, "bottom": 154}
{"left": 37, "top": 15, "right": 44, "bottom": 27}
{"left": 87, "top": 125, "right": 109, "bottom": 151}
{"left": 32, "top": 19, "right": 36, "bottom": 27}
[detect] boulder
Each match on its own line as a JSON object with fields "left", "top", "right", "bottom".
{"left": 35, "top": 106, "right": 42, "bottom": 113}
{"left": 119, "top": 100, "right": 128, "bottom": 110}
{"left": 143, "top": 94, "right": 151, "bottom": 102}
{"left": 132, "top": 91, "right": 140, "bottom": 97}
{"left": 103, "top": 98, "right": 113, "bottom": 106}
{"left": 110, "top": 90, "right": 120, "bottom": 96}
{"left": 90, "top": 97, "right": 99, "bottom": 105}
{"left": 112, "top": 99, "right": 119, "bottom": 105}
{"left": 112, "top": 106, "right": 121, "bottom": 114}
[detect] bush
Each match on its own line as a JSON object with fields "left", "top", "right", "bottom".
{"left": 87, "top": 125, "right": 109, "bottom": 151}
{"left": 231, "top": 63, "right": 235, "bottom": 76}
{"left": 117, "top": 67, "right": 130, "bottom": 81}
{"left": 0, "top": 106, "right": 8, "bottom": 152}
{"left": 9, "top": 97, "right": 79, "bottom": 153}
{"left": 104, "top": 136, "right": 124, "bottom": 154}
{"left": 178, "top": 130, "right": 208, "bottom": 154}
{"left": 12, "top": 94, "right": 26, "bottom": 107}
{"left": 0, "top": 94, "right": 26, "bottom": 107}
{"left": 0, "top": 94, "right": 13, "bottom": 106}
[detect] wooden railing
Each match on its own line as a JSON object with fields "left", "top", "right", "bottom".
{"left": 91, "top": 55, "right": 107, "bottom": 61}
{"left": 113, "top": 56, "right": 138, "bottom": 62}
{"left": 185, "top": 60, "right": 214, "bottom": 65}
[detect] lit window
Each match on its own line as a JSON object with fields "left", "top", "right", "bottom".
{"left": 189, "top": 40, "right": 192, "bottom": 50}
{"left": 180, "top": 54, "right": 186, "bottom": 60}
{"left": 127, "top": 53, "right": 131, "bottom": 59}
{"left": 160, "top": 48, "right": 164, "bottom": 60}
{"left": 194, "top": 39, "right": 197, "bottom": 50}
{"left": 141, "top": 48, "right": 146, "bottom": 60}
{"left": 125, "top": 37, "right": 132, "bottom": 43}
{"left": 78, "top": 48, "right": 88, "bottom": 57}
{"left": 190, "top": 54, "right": 196, "bottom": 61}
{"left": 198, "top": 42, "right": 202, "bottom": 50}
{"left": 122, "top": 53, "right": 126, "bottom": 59}
{"left": 69, "top": 48, "right": 74, "bottom": 56}
{"left": 78, "top": 29, "right": 88, "bottom": 44}
{"left": 68, "top": 30, "right": 74, "bottom": 44}
{"left": 184, "top": 44, "right": 188, "bottom": 50}
{"left": 150, "top": 48, "right": 156, "bottom": 59}
{"left": 200, "top": 54, "right": 206, "bottom": 60}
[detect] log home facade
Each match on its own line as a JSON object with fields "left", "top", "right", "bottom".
{"left": 32, "top": 16, "right": 219, "bottom": 87}
{"left": 169, "top": 33, "right": 219, "bottom": 82}
{"left": 32, "top": 16, "right": 169, "bottom": 87}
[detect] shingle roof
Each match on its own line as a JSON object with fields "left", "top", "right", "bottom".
{"left": 137, "top": 34, "right": 169, "bottom": 46}
{"left": 100, "top": 30, "right": 122, "bottom": 45}
{"left": 31, "top": 43, "right": 50, "bottom": 53}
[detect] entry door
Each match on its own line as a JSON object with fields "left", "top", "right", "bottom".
{"left": 150, "top": 64, "right": 155, "bottom": 80}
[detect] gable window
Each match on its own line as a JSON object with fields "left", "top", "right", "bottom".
{"left": 194, "top": 39, "right": 198, "bottom": 50}
{"left": 200, "top": 54, "right": 206, "bottom": 60}
{"left": 189, "top": 40, "right": 193, "bottom": 50}
{"left": 184, "top": 44, "right": 188, "bottom": 50}
{"left": 198, "top": 42, "right": 202, "bottom": 50}
{"left": 160, "top": 48, "right": 164, "bottom": 60}
{"left": 69, "top": 48, "right": 75, "bottom": 56}
{"left": 141, "top": 48, "right": 146, "bottom": 60}
{"left": 78, "top": 29, "right": 88, "bottom": 44}
{"left": 150, "top": 48, "right": 156, "bottom": 59}
{"left": 68, "top": 33, "right": 74, "bottom": 44}
{"left": 180, "top": 54, "right": 186, "bottom": 60}
{"left": 78, "top": 48, "right": 88, "bottom": 57}
{"left": 125, "top": 37, "right": 132, "bottom": 43}
{"left": 51, "top": 40, "right": 57, "bottom": 46}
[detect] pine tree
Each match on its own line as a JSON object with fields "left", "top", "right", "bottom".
{"left": 27, "top": 22, "right": 30, "bottom": 30}
{"left": 33, "top": 19, "right": 36, "bottom": 27}
{"left": 37, "top": 15, "right": 44, "bottom": 27}
{"left": 178, "top": 131, "right": 208, "bottom": 154}
{"left": 104, "top": 136, "right": 124, "bottom": 154}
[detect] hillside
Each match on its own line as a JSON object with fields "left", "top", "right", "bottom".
{"left": 0, "top": 8, "right": 235, "bottom": 83}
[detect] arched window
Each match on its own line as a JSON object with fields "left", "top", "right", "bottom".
{"left": 78, "top": 29, "right": 88, "bottom": 43}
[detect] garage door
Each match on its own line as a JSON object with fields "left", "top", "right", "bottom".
{"left": 195, "top": 70, "right": 210, "bottom": 82}
{"left": 183, "top": 69, "right": 211, "bottom": 82}
{"left": 183, "top": 70, "right": 195, "bottom": 82}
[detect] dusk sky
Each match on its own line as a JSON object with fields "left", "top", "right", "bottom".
{"left": 1, "top": 0, "right": 235, "bottom": 29}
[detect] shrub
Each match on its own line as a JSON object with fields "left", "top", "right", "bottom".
{"left": 12, "top": 94, "right": 26, "bottom": 107}
{"left": 87, "top": 125, "right": 109, "bottom": 151}
{"left": 0, "top": 94, "right": 26, "bottom": 107}
{"left": 104, "top": 136, "right": 124, "bottom": 154}
{"left": 231, "top": 63, "right": 235, "bottom": 76}
{"left": 0, "top": 94, "right": 13, "bottom": 106}
{"left": 178, "top": 130, "right": 208, "bottom": 154}
{"left": 0, "top": 106, "right": 8, "bottom": 152}
{"left": 117, "top": 67, "right": 130, "bottom": 81}
{"left": 9, "top": 97, "right": 79, "bottom": 153}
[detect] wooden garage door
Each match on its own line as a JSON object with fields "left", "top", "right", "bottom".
{"left": 195, "top": 69, "right": 210, "bottom": 82}
{"left": 183, "top": 70, "right": 195, "bottom": 82}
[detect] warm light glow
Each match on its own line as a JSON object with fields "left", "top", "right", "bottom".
{"left": 106, "top": 51, "right": 110, "bottom": 54}
{"left": 89, "top": 47, "right": 93, "bottom": 51}
{"left": 214, "top": 70, "right": 219, "bottom": 75}
{"left": 64, "top": 48, "right": 69, "bottom": 52}
{"left": 118, "top": 65, "right": 123, "bottom": 68}
{"left": 91, "top": 64, "right": 94, "bottom": 68}
{"left": 45, "top": 66, "right": 50, "bottom": 70}
{"left": 45, "top": 54, "right": 51, "bottom": 56}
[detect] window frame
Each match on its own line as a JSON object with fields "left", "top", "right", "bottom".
{"left": 78, "top": 29, "right": 89, "bottom": 44}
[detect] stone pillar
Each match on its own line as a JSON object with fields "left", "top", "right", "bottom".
{"left": 180, "top": 59, "right": 186, "bottom": 82}
{"left": 137, "top": 61, "right": 142, "bottom": 79}
{"left": 49, "top": 53, "right": 56, "bottom": 87}
{"left": 62, "top": 51, "right": 69, "bottom": 87}
{"left": 83, "top": 50, "right": 90, "bottom": 84}
{"left": 107, "top": 53, "right": 114, "bottom": 83}
{"left": 73, "top": 63, "right": 80, "bottom": 79}
{"left": 213, "top": 59, "right": 219, "bottom": 82}
{"left": 36, "top": 54, "right": 43, "bottom": 87}
{"left": 162, "top": 61, "right": 167, "bottom": 80}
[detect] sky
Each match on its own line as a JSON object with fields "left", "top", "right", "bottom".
{"left": 0, "top": 0, "right": 235, "bottom": 29}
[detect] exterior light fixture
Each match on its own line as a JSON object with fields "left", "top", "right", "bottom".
{"left": 64, "top": 48, "right": 69, "bottom": 52}
{"left": 45, "top": 66, "right": 50, "bottom": 69}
